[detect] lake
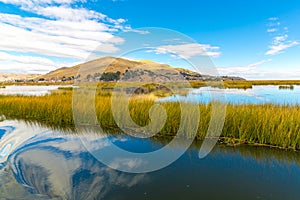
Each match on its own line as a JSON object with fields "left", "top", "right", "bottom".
{"left": 1, "top": 85, "right": 299, "bottom": 105}
{"left": 161, "top": 85, "right": 300, "bottom": 105}
{"left": 0, "top": 85, "right": 73, "bottom": 96}
{"left": 1, "top": 120, "right": 300, "bottom": 200}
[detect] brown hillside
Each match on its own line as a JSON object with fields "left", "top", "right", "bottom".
{"left": 37, "top": 56, "right": 201, "bottom": 82}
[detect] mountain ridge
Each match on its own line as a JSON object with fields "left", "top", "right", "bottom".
{"left": 37, "top": 56, "right": 245, "bottom": 82}
{"left": 1, "top": 57, "right": 245, "bottom": 82}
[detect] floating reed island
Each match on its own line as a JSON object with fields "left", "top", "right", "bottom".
{"left": 279, "top": 85, "right": 294, "bottom": 90}
{"left": 0, "top": 89, "right": 300, "bottom": 150}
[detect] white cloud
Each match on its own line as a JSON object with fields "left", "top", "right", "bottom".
{"left": 267, "top": 17, "right": 280, "bottom": 28}
{"left": 265, "top": 17, "right": 299, "bottom": 55}
{"left": 0, "top": 11, "right": 126, "bottom": 58}
{"left": 266, "top": 41, "right": 299, "bottom": 55}
{"left": 267, "top": 28, "right": 277, "bottom": 33}
{"left": 34, "top": 5, "right": 106, "bottom": 21}
{"left": 0, "top": 52, "right": 80, "bottom": 74}
{"left": 217, "top": 59, "right": 300, "bottom": 80}
{"left": 124, "top": 29, "right": 150, "bottom": 35}
{"left": 240, "top": 70, "right": 300, "bottom": 80}
{"left": 0, "top": 0, "right": 128, "bottom": 73}
{"left": 0, "top": 0, "right": 126, "bottom": 24}
{"left": 217, "top": 59, "right": 272, "bottom": 77}
{"left": 0, "top": 0, "right": 77, "bottom": 7}
{"left": 150, "top": 43, "right": 221, "bottom": 59}
{"left": 0, "top": 62, "right": 57, "bottom": 74}
{"left": 273, "top": 34, "right": 288, "bottom": 45}
{"left": 0, "top": 52, "right": 57, "bottom": 66}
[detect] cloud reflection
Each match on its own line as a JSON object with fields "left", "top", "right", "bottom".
{"left": 0, "top": 121, "right": 147, "bottom": 199}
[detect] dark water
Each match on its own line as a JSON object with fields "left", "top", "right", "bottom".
{"left": 1, "top": 120, "right": 300, "bottom": 200}
{"left": 160, "top": 85, "right": 300, "bottom": 105}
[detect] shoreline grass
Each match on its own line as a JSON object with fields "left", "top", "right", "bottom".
{"left": 0, "top": 91, "right": 300, "bottom": 150}
{"left": 190, "top": 80, "right": 300, "bottom": 89}
{"left": 2, "top": 79, "right": 300, "bottom": 89}
{"left": 0, "top": 81, "right": 74, "bottom": 86}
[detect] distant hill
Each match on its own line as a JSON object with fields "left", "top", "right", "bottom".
{"left": 36, "top": 56, "right": 245, "bottom": 82}
{"left": 0, "top": 73, "right": 39, "bottom": 82}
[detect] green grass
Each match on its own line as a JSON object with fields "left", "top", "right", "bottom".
{"left": 0, "top": 91, "right": 300, "bottom": 150}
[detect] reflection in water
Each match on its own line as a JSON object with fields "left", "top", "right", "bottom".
{"left": 0, "top": 85, "right": 67, "bottom": 96}
{"left": 1, "top": 120, "right": 300, "bottom": 199}
{"left": 160, "top": 85, "right": 300, "bottom": 105}
{"left": 0, "top": 121, "right": 146, "bottom": 199}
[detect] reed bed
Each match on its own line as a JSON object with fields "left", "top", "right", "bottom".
{"left": 3, "top": 79, "right": 300, "bottom": 89}
{"left": 279, "top": 85, "right": 294, "bottom": 90}
{"left": 190, "top": 80, "right": 300, "bottom": 89}
{"left": 0, "top": 92, "right": 300, "bottom": 150}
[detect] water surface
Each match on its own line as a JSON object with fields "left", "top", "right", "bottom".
{"left": 1, "top": 85, "right": 300, "bottom": 105}
{"left": 161, "top": 85, "right": 300, "bottom": 105}
{"left": 0, "top": 85, "right": 72, "bottom": 96}
{"left": 1, "top": 120, "right": 300, "bottom": 199}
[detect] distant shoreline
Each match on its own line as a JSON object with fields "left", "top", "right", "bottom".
{"left": 1, "top": 80, "right": 300, "bottom": 90}
{"left": 0, "top": 89, "right": 300, "bottom": 150}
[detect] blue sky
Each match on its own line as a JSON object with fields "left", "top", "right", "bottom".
{"left": 0, "top": 0, "right": 299, "bottom": 79}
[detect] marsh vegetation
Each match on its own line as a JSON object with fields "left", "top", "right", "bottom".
{"left": 279, "top": 85, "right": 294, "bottom": 90}
{"left": 1, "top": 87, "right": 300, "bottom": 150}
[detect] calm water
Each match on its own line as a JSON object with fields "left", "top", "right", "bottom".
{"left": 161, "top": 85, "right": 300, "bottom": 105}
{"left": 0, "top": 85, "right": 72, "bottom": 96}
{"left": 1, "top": 85, "right": 300, "bottom": 105}
{"left": 1, "top": 120, "right": 300, "bottom": 200}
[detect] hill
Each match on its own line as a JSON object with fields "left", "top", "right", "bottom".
{"left": 0, "top": 73, "right": 39, "bottom": 82}
{"left": 36, "top": 56, "right": 245, "bottom": 82}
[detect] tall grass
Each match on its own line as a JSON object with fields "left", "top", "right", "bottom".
{"left": 0, "top": 92, "right": 300, "bottom": 150}
{"left": 3, "top": 79, "right": 300, "bottom": 89}
{"left": 0, "top": 93, "right": 73, "bottom": 126}
{"left": 190, "top": 80, "right": 300, "bottom": 89}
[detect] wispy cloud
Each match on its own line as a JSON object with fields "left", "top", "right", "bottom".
{"left": 0, "top": 51, "right": 79, "bottom": 74}
{"left": 217, "top": 59, "right": 300, "bottom": 79}
{"left": 266, "top": 41, "right": 298, "bottom": 55}
{"left": 217, "top": 59, "right": 272, "bottom": 77}
{"left": 267, "top": 28, "right": 277, "bottom": 33}
{"left": 0, "top": 0, "right": 129, "bottom": 73}
{"left": 149, "top": 43, "right": 221, "bottom": 59}
{"left": 0, "top": 52, "right": 59, "bottom": 66}
{"left": 124, "top": 29, "right": 150, "bottom": 35}
{"left": 265, "top": 17, "right": 299, "bottom": 55}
